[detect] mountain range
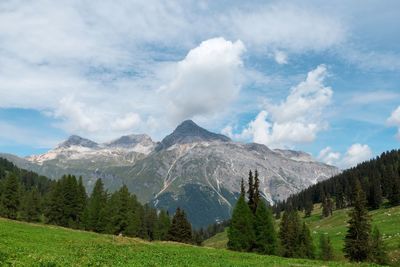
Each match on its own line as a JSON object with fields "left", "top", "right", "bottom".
{"left": 0, "top": 120, "right": 339, "bottom": 227}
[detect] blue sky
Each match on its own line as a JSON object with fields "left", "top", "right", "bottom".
{"left": 0, "top": 0, "right": 399, "bottom": 168}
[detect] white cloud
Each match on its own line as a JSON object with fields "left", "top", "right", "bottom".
{"left": 348, "top": 91, "right": 400, "bottom": 105}
{"left": 318, "top": 144, "right": 373, "bottom": 169}
{"left": 318, "top": 147, "right": 341, "bottom": 166}
{"left": 387, "top": 106, "right": 400, "bottom": 140}
{"left": 235, "top": 65, "right": 332, "bottom": 148}
{"left": 164, "top": 38, "right": 245, "bottom": 124}
{"left": 342, "top": 144, "right": 373, "bottom": 168}
{"left": 274, "top": 50, "right": 288, "bottom": 64}
{"left": 111, "top": 113, "right": 142, "bottom": 132}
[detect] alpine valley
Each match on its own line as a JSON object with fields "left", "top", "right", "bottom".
{"left": 0, "top": 120, "right": 339, "bottom": 227}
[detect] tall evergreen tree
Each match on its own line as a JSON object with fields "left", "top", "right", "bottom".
{"left": 304, "top": 200, "right": 313, "bottom": 218}
{"left": 319, "top": 235, "right": 334, "bottom": 261}
{"left": 107, "top": 185, "right": 133, "bottom": 235}
{"left": 369, "top": 226, "right": 388, "bottom": 265}
{"left": 155, "top": 210, "right": 171, "bottom": 240}
{"left": 298, "top": 222, "right": 315, "bottom": 259}
{"left": 240, "top": 178, "right": 245, "bottom": 197}
{"left": 86, "top": 179, "right": 107, "bottom": 232}
{"left": 279, "top": 210, "right": 301, "bottom": 258}
{"left": 45, "top": 181, "right": 64, "bottom": 225}
{"left": 247, "top": 170, "right": 255, "bottom": 213}
{"left": 76, "top": 177, "right": 87, "bottom": 227}
{"left": 368, "top": 175, "right": 382, "bottom": 209}
{"left": 254, "top": 201, "right": 277, "bottom": 255}
{"left": 20, "top": 187, "right": 41, "bottom": 222}
{"left": 344, "top": 180, "right": 371, "bottom": 262}
{"left": 0, "top": 173, "right": 20, "bottom": 219}
{"left": 167, "top": 207, "right": 192, "bottom": 243}
{"left": 227, "top": 195, "right": 255, "bottom": 252}
{"left": 253, "top": 170, "right": 260, "bottom": 213}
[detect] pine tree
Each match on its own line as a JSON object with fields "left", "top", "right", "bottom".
{"left": 86, "top": 179, "right": 107, "bottom": 232}
{"left": 227, "top": 195, "right": 255, "bottom": 251}
{"left": 368, "top": 175, "right": 382, "bottom": 209}
{"left": 304, "top": 200, "right": 313, "bottom": 218}
{"left": 20, "top": 187, "right": 41, "bottom": 222}
{"left": 298, "top": 222, "right": 315, "bottom": 259}
{"left": 167, "top": 207, "right": 192, "bottom": 243}
{"left": 322, "top": 195, "right": 333, "bottom": 218}
{"left": 344, "top": 180, "right": 371, "bottom": 262}
{"left": 369, "top": 226, "right": 388, "bottom": 265}
{"left": 389, "top": 175, "right": 400, "bottom": 206}
{"left": 107, "top": 185, "right": 133, "bottom": 235}
{"left": 240, "top": 178, "right": 245, "bottom": 197}
{"left": 0, "top": 173, "right": 20, "bottom": 219}
{"left": 143, "top": 205, "right": 158, "bottom": 240}
{"left": 253, "top": 170, "right": 260, "bottom": 213}
{"left": 76, "top": 177, "right": 87, "bottom": 228}
{"left": 155, "top": 210, "right": 170, "bottom": 240}
{"left": 319, "top": 235, "right": 334, "bottom": 261}
{"left": 247, "top": 170, "right": 255, "bottom": 213}
{"left": 279, "top": 210, "right": 301, "bottom": 258}
{"left": 45, "top": 181, "right": 64, "bottom": 225}
{"left": 254, "top": 201, "right": 277, "bottom": 255}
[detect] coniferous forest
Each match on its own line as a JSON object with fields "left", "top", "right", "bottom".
{"left": 0, "top": 157, "right": 202, "bottom": 244}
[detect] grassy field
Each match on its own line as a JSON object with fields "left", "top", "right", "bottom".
{"left": 0, "top": 218, "right": 379, "bottom": 267}
{"left": 203, "top": 205, "right": 400, "bottom": 266}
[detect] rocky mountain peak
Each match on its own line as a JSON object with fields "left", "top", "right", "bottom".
{"left": 58, "top": 135, "right": 99, "bottom": 149}
{"left": 106, "top": 134, "right": 154, "bottom": 149}
{"left": 157, "top": 120, "right": 231, "bottom": 150}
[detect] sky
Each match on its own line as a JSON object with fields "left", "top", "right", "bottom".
{"left": 0, "top": 0, "right": 399, "bottom": 169}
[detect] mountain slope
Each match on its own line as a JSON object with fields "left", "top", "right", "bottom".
{"left": 0, "top": 218, "right": 372, "bottom": 266}
{"left": 1, "top": 120, "right": 338, "bottom": 227}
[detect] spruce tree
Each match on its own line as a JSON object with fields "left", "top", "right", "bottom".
{"left": 319, "top": 235, "right": 334, "bottom": 261}
{"left": 368, "top": 175, "right": 382, "bottom": 209}
{"left": 344, "top": 180, "right": 371, "bottom": 262}
{"left": 240, "top": 178, "right": 245, "bottom": 197}
{"left": 247, "top": 170, "right": 255, "bottom": 213}
{"left": 86, "top": 179, "right": 107, "bottom": 232}
{"left": 155, "top": 210, "right": 171, "bottom": 240}
{"left": 0, "top": 173, "right": 20, "bottom": 219}
{"left": 76, "top": 176, "right": 87, "bottom": 228}
{"left": 227, "top": 195, "right": 255, "bottom": 252}
{"left": 45, "top": 181, "right": 64, "bottom": 225}
{"left": 167, "top": 207, "right": 192, "bottom": 243}
{"left": 298, "top": 222, "right": 315, "bottom": 259}
{"left": 253, "top": 170, "right": 260, "bottom": 213}
{"left": 304, "top": 200, "right": 313, "bottom": 218}
{"left": 254, "top": 201, "right": 277, "bottom": 255}
{"left": 369, "top": 226, "right": 388, "bottom": 265}
{"left": 20, "top": 187, "right": 41, "bottom": 222}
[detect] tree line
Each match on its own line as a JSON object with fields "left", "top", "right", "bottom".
{"left": 0, "top": 158, "right": 196, "bottom": 244}
{"left": 276, "top": 149, "right": 400, "bottom": 214}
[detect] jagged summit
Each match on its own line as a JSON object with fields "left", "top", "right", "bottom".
{"left": 58, "top": 135, "right": 99, "bottom": 149}
{"left": 157, "top": 120, "right": 231, "bottom": 150}
{"left": 106, "top": 134, "right": 154, "bottom": 148}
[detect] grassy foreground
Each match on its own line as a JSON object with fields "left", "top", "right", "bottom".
{"left": 0, "top": 218, "right": 378, "bottom": 266}
{"left": 204, "top": 205, "right": 400, "bottom": 266}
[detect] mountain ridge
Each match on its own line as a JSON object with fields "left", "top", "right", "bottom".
{"left": 1, "top": 119, "right": 339, "bottom": 227}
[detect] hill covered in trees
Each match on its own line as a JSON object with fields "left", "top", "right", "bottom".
{"left": 276, "top": 149, "right": 400, "bottom": 213}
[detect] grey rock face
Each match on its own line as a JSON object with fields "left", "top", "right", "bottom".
{"left": 2, "top": 120, "right": 339, "bottom": 228}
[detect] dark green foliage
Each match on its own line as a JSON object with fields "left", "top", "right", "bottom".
{"left": 299, "top": 222, "right": 315, "bottom": 259}
{"left": 20, "top": 187, "right": 41, "bottom": 222}
{"left": 322, "top": 195, "right": 333, "bottom": 218}
{"left": 247, "top": 170, "right": 255, "bottom": 213}
{"left": 344, "top": 180, "right": 371, "bottom": 262}
{"left": 279, "top": 210, "right": 314, "bottom": 259}
{"left": 319, "top": 235, "right": 334, "bottom": 261}
{"left": 254, "top": 201, "right": 277, "bottom": 255}
{"left": 253, "top": 170, "right": 260, "bottom": 212}
{"left": 240, "top": 178, "right": 245, "bottom": 196}
{"left": 0, "top": 157, "right": 179, "bottom": 244}
{"left": 0, "top": 174, "right": 20, "bottom": 219}
{"left": 227, "top": 195, "right": 255, "bottom": 251}
{"left": 167, "top": 207, "right": 192, "bottom": 243}
{"left": 155, "top": 210, "right": 171, "bottom": 241}
{"left": 304, "top": 200, "right": 313, "bottom": 218}
{"left": 369, "top": 226, "right": 388, "bottom": 265}
{"left": 85, "top": 179, "right": 107, "bottom": 232}
{"left": 276, "top": 149, "right": 400, "bottom": 213}
{"left": 279, "top": 210, "right": 300, "bottom": 258}
{"left": 368, "top": 175, "right": 382, "bottom": 209}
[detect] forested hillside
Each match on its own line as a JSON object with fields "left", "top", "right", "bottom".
{"left": 276, "top": 149, "right": 400, "bottom": 213}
